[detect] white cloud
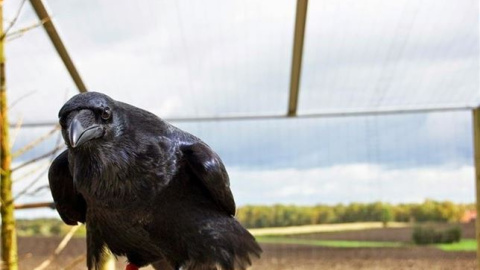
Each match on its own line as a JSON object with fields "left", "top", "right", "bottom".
{"left": 229, "top": 164, "right": 475, "bottom": 206}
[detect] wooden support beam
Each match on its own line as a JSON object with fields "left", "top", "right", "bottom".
{"left": 472, "top": 108, "right": 480, "bottom": 270}
{"left": 29, "top": 0, "right": 87, "bottom": 93}
{"left": 288, "top": 0, "right": 308, "bottom": 117}
{"left": 14, "top": 202, "right": 55, "bottom": 210}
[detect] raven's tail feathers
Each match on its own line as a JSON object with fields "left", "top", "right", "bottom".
{"left": 183, "top": 218, "right": 262, "bottom": 270}
{"left": 219, "top": 219, "right": 262, "bottom": 270}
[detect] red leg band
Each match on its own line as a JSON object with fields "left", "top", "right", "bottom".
{"left": 126, "top": 263, "right": 139, "bottom": 270}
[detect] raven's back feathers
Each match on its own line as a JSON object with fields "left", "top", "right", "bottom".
{"left": 181, "top": 142, "right": 236, "bottom": 216}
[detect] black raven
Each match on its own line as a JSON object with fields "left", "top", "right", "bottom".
{"left": 48, "top": 92, "right": 261, "bottom": 270}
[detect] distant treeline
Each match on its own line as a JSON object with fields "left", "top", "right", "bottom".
{"left": 236, "top": 200, "right": 475, "bottom": 228}
{"left": 14, "top": 200, "right": 474, "bottom": 236}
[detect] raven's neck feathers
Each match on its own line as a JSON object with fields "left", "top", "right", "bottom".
{"left": 71, "top": 140, "right": 138, "bottom": 202}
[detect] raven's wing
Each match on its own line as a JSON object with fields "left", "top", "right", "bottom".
{"left": 180, "top": 142, "right": 236, "bottom": 216}
{"left": 48, "top": 150, "right": 86, "bottom": 225}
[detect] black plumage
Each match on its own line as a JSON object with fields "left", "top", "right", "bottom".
{"left": 48, "top": 92, "right": 261, "bottom": 270}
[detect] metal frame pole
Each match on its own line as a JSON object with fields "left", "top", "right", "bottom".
{"left": 287, "top": 0, "right": 308, "bottom": 117}
{"left": 472, "top": 108, "right": 480, "bottom": 269}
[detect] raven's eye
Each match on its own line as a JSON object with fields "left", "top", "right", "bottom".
{"left": 101, "top": 107, "right": 112, "bottom": 120}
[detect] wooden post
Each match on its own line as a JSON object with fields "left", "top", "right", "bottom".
{"left": 0, "top": 0, "right": 19, "bottom": 269}
{"left": 287, "top": 0, "right": 308, "bottom": 117}
{"left": 472, "top": 108, "right": 480, "bottom": 269}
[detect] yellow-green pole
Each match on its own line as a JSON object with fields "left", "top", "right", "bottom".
{"left": 99, "top": 250, "right": 115, "bottom": 270}
{"left": 472, "top": 108, "right": 480, "bottom": 270}
{"left": 0, "top": 0, "right": 19, "bottom": 269}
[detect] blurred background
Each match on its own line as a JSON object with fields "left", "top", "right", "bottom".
{"left": 1, "top": 0, "right": 478, "bottom": 269}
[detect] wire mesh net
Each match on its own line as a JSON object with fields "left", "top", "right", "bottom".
{"left": 4, "top": 0, "right": 478, "bottom": 269}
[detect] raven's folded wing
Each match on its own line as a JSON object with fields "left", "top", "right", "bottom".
{"left": 48, "top": 150, "right": 86, "bottom": 225}
{"left": 181, "top": 142, "right": 236, "bottom": 216}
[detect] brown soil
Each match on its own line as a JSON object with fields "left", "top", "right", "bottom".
{"left": 15, "top": 223, "right": 477, "bottom": 270}
{"left": 252, "top": 244, "right": 476, "bottom": 270}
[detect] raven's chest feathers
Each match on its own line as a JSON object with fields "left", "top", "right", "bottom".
{"left": 70, "top": 139, "right": 180, "bottom": 262}
{"left": 70, "top": 139, "right": 177, "bottom": 205}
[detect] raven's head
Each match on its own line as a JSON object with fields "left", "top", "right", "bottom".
{"left": 58, "top": 92, "right": 122, "bottom": 149}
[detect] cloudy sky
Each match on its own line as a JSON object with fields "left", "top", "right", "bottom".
{"left": 3, "top": 0, "right": 478, "bottom": 218}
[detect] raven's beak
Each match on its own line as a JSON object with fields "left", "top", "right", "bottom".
{"left": 69, "top": 117, "right": 103, "bottom": 148}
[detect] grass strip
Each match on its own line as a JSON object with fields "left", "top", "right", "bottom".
{"left": 435, "top": 239, "right": 476, "bottom": 252}
{"left": 257, "top": 236, "right": 477, "bottom": 251}
{"left": 256, "top": 236, "right": 403, "bottom": 248}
